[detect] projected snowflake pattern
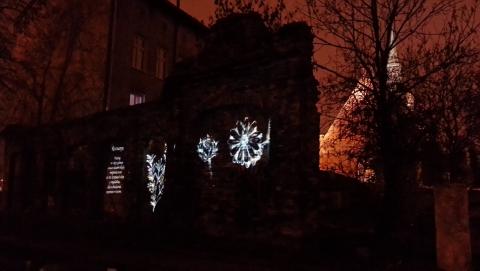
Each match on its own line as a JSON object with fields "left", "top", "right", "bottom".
{"left": 146, "top": 144, "right": 167, "bottom": 212}
{"left": 197, "top": 134, "right": 219, "bottom": 169}
{"left": 228, "top": 117, "right": 270, "bottom": 168}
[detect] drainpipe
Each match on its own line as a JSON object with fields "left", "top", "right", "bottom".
{"left": 171, "top": 0, "right": 180, "bottom": 69}
{"left": 103, "top": 0, "right": 118, "bottom": 111}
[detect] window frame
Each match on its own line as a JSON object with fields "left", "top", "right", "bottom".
{"left": 131, "top": 35, "right": 146, "bottom": 71}
{"left": 155, "top": 46, "right": 167, "bottom": 80}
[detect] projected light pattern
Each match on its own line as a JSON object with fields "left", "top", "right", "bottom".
{"left": 146, "top": 144, "right": 167, "bottom": 212}
{"left": 197, "top": 134, "right": 219, "bottom": 169}
{"left": 228, "top": 117, "right": 270, "bottom": 168}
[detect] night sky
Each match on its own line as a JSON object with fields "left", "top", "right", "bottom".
{"left": 171, "top": 0, "right": 301, "bottom": 23}
{"left": 173, "top": 0, "right": 216, "bottom": 22}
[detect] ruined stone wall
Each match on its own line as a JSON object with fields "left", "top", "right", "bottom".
{"left": 1, "top": 102, "right": 173, "bottom": 220}
{"left": 166, "top": 14, "right": 319, "bottom": 238}
{"left": 1, "top": 14, "right": 321, "bottom": 240}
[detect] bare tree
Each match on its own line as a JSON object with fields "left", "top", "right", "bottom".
{"left": 416, "top": 57, "right": 480, "bottom": 185}
{"left": 212, "top": 0, "right": 289, "bottom": 29}
{"left": 0, "top": 0, "right": 45, "bottom": 129}
{"left": 0, "top": 0, "right": 45, "bottom": 57}
{"left": 0, "top": 0, "right": 106, "bottom": 127}
{"left": 306, "top": 0, "right": 479, "bottom": 256}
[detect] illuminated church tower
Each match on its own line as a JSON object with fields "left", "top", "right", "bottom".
{"left": 319, "top": 30, "right": 404, "bottom": 182}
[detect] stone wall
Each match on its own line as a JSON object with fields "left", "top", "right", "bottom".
{"left": 1, "top": 14, "right": 323, "bottom": 241}
{"left": 435, "top": 184, "right": 472, "bottom": 271}
{"left": 165, "top": 14, "right": 319, "bottom": 238}
{"left": 1, "top": 102, "right": 173, "bottom": 220}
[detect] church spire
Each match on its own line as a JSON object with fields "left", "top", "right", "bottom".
{"left": 387, "top": 28, "right": 401, "bottom": 82}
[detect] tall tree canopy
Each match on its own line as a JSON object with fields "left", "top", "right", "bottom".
{"left": 306, "top": 0, "right": 480, "bottom": 258}
{"left": 213, "top": 0, "right": 289, "bottom": 29}
{"left": 0, "top": 0, "right": 107, "bottom": 128}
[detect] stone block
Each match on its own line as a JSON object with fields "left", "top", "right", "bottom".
{"left": 435, "top": 184, "right": 471, "bottom": 271}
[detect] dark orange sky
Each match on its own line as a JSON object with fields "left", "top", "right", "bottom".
{"left": 174, "top": 0, "right": 479, "bottom": 81}
{"left": 171, "top": 0, "right": 300, "bottom": 23}
{"left": 173, "top": 0, "right": 329, "bottom": 73}
{"left": 169, "top": 0, "right": 214, "bottom": 23}
{"left": 176, "top": 0, "right": 478, "bottom": 25}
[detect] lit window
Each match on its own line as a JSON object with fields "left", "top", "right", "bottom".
{"left": 132, "top": 35, "right": 145, "bottom": 70}
{"left": 155, "top": 47, "right": 167, "bottom": 79}
{"left": 129, "top": 93, "right": 145, "bottom": 106}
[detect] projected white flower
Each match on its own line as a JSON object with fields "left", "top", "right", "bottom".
{"left": 197, "top": 134, "right": 219, "bottom": 169}
{"left": 146, "top": 144, "right": 167, "bottom": 212}
{"left": 228, "top": 117, "right": 270, "bottom": 168}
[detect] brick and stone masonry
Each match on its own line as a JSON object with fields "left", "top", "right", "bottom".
{"left": 0, "top": 14, "right": 333, "bottom": 242}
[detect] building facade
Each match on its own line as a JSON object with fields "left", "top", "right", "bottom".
{"left": 0, "top": 15, "right": 329, "bottom": 240}
{"left": 0, "top": 0, "right": 207, "bottom": 195}
{"left": 104, "top": 0, "right": 207, "bottom": 110}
